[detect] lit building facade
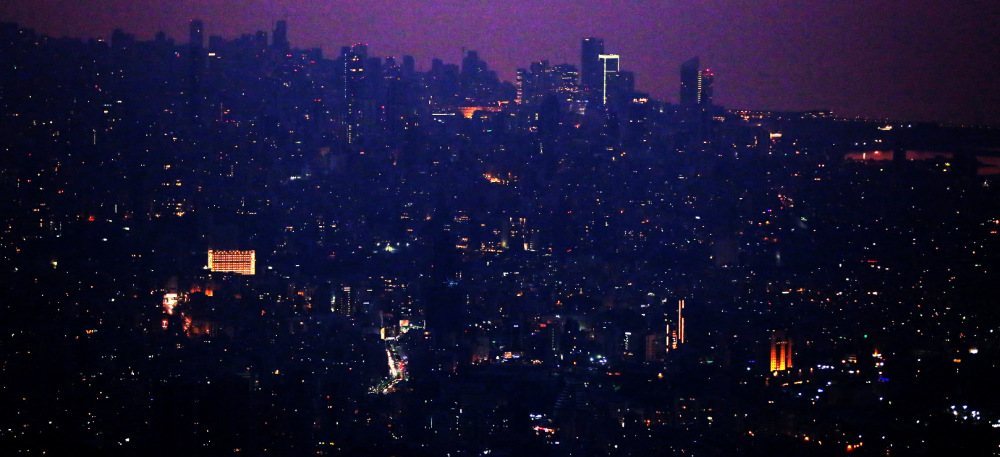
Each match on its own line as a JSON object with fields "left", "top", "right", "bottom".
{"left": 699, "top": 69, "right": 714, "bottom": 106}
{"left": 332, "top": 286, "right": 354, "bottom": 316}
{"left": 678, "top": 299, "right": 685, "bottom": 344}
{"left": 342, "top": 43, "right": 368, "bottom": 145}
{"left": 770, "top": 330, "right": 793, "bottom": 371}
{"left": 666, "top": 299, "right": 686, "bottom": 351}
{"left": 598, "top": 54, "right": 620, "bottom": 106}
{"left": 207, "top": 250, "right": 256, "bottom": 275}
{"left": 680, "top": 57, "right": 713, "bottom": 107}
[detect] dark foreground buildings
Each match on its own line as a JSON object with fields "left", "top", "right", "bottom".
{"left": 2, "top": 19, "right": 1000, "bottom": 456}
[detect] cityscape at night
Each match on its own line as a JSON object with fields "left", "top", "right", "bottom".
{"left": 2, "top": 5, "right": 1000, "bottom": 456}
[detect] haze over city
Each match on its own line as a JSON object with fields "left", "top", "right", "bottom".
{"left": 4, "top": 0, "right": 999, "bottom": 125}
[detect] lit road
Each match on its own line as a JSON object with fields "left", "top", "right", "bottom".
{"left": 370, "top": 339, "right": 407, "bottom": 394}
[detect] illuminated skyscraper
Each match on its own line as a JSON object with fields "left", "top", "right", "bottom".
{"left": 770, "top": 330, "right": 793, "bottom": 371}
{"left": 516, "top": 61, "right": 578, "bottom": 107}
{"left": 598, "top": 54, "right": 619, "bottom": 106}
{"left": 667, "top": 299, "right": 686, "bottom": 350}
{"left": 678, "top": 299, "right": 685, "bottom": 344}
{"left": 342, "top": 44, "right": 367, "bottom": 144}
{"left": 187, "top": 20, "right": 205, "bottom": 125}
{"left": 680, "top": 57, "right": 713, "bottom": 107}
{"left": 553, "top": 63, "right": 579, "bottom": 104}
{"left": 699, "top": 69, "right": 714, "bottom": 106}
{"left": 515, "top": 60, "right": 551, "bottom": 105}
{"left": 333, "top": 286, "right": 354, "bottom": 316}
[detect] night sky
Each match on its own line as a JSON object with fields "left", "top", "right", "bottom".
{"left": 3, "top": 0, "right": 999, "bottom": 125}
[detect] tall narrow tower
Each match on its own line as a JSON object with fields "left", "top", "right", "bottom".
{"left": 598, "top": 54, "right": 620, "bottom": 106}
{"left": 678, "top": 299, "right": 685, "bottom": 344}
{"left": 342, "top": 44, "right": 368, "bottom": 145}
{"left": 189, "top": 20, "right": 204, "bottom": 49}
{"left": 581, "top": 37, "right": 605, "bottom": 103}
{"left": 699, "top": 69, "right": 714, "bottom": 106}
{"left": 272, "top": 20, "right": 289, "bottom": 52}
{"left": 680, "top": 57, "right": 714, "bottom": 107}
{"left": 679, "top": 57, "right": 700, "bottom": 106}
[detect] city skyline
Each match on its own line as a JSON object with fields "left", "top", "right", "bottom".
{"left": 3, "top": 0, "right": 999, "bottom": 126}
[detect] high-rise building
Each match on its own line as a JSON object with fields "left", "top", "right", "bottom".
{"left": 516, "top": 61, "right": 579, "bottom": 108}
{"left": 515, "top": 68, "right": 527, "bottom": 104}
{"left": 516, "top": 60, "right": 554, "bottom": 105}
{"left": 189, "top": 20, "right": 204, "bottom": 49}
{"left": 402, "top": 55, "right": 415, "bottom": 75}
{"left": 666, "top": 299, "right": 686, "bottom": 350}
{"left": 699, "top": 69, "right": 714, "bottom": 106}
{"left": 680, "top": 57, "right": 700, "bottom": 106}
{"left": 333, "top": 286, "right": 354, "bottom": 316}
{"left": 461, "top": 50, "right": 482, "bottom": 79}
{"left": 581, "top": 37, "right": 605, "bottom": 102}
{"left": 111, "top": 28, "right": 135, "bottom": 50}
{"left": 460, "top": 50, "right": 483, "bottom": 103}
{"left": 342, "top": 44, "right": 368, "bottom": 144}
{"left": 553, "top": 63, "right": 578, "bottom": 100}
{"left": 459, "top": 50, "right": 499, "bottom": 104}
{"left": 645, "top": 333, "right": 665, "bottom": 362}
{"left": 598, "top": 54, "right": 620, "bottom": 106}
{"left": 272, "top": 20, "right": 289, "bottom": 52}
{"left": 680, "top": 57, "right": 713, "bottom": 107}
{"left": 530, "top": 60, "right": 553, "bottom": 95}
{"left": 678, "top": 299, "right": 685, "bottom": 344}
{"left": 187, "top": 20, "right": 206, "bottom": 124}
{"left": 770, "top": 330, "right": 793, "bottom": 371}
{"left": 254, "top": 30, "right": 268, "bottom": 51}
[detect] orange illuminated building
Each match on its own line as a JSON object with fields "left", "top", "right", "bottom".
{"left": 208, "top": 250, "right": 255, "bottom": 275}
{"left": 770, "top": 330, "right": 793, "bottom": 371}
{"left": 678, "top": 299, "right": 685, "bottom": 344}
{"left": 162, "top": 293, "right": 180, "bottom": 315}
{"left": 457, "top": 105, "right": 502, "bottom": 119}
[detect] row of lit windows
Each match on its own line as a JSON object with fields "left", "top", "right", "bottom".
{"left": 207, "top": 249, "right": 255, "bottom": 275}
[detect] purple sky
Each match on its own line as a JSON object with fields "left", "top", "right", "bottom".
{"left": 4, "top": 0, "right": 999, "bottom": 125}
